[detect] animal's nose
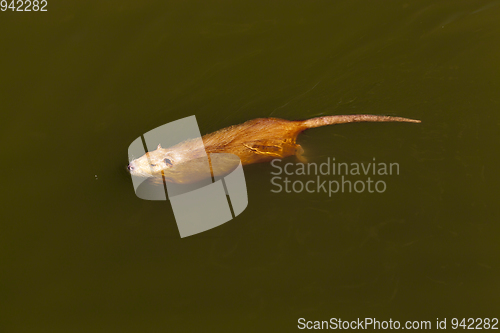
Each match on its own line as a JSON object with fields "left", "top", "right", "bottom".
{"left": 127, "top": 164, "right": 134, "bottom": 171}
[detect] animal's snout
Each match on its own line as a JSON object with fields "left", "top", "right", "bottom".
{"left": 127, "top": 164, "right": 135, "bottom": 172}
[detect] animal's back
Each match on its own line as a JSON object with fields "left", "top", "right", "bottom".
{"left": 202, "top": 118, "right": 303, "bottom": 165}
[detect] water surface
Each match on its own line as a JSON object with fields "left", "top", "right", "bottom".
{"left": 1, "top": 0, "right": 500, "bottom": 331}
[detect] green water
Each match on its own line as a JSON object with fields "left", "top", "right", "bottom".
{"left": 1, "top": 0, "right": 500, "bottom": 332}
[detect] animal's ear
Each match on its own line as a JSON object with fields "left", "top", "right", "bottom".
{"left": 157, "top": 144, "right": 162, "bottom": 149}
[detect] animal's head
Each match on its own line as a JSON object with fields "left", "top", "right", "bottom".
{"left": 127, "top": 144, "right": 175, "bottom": 178}
{"left": 128, "top": 141, "right": 236, "bottom": 184}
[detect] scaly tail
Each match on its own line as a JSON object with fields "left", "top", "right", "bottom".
{"left": 300, "top": 114, "right": 421, "bottom": 129}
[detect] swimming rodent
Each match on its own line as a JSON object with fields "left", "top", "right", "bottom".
{"left": 128, "top": 114, "right": 421, "bottom": 184}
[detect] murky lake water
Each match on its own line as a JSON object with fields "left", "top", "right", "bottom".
{"left": 1, "top": 0, "right": 500, "bottom": 331}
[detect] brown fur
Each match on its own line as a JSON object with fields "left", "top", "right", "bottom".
{"left": 200, "top": 115, "right": 420, "bottom": 165}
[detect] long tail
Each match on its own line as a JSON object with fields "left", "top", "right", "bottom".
{"left": 301, "top": 114, "right": 421, "bottom": 129}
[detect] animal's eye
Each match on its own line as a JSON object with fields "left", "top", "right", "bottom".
{"left": 164, "top": 158, "right": 172, "bottom": 165}
{"left": 150, "top": 164, "right": 156, "bottom": 167}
